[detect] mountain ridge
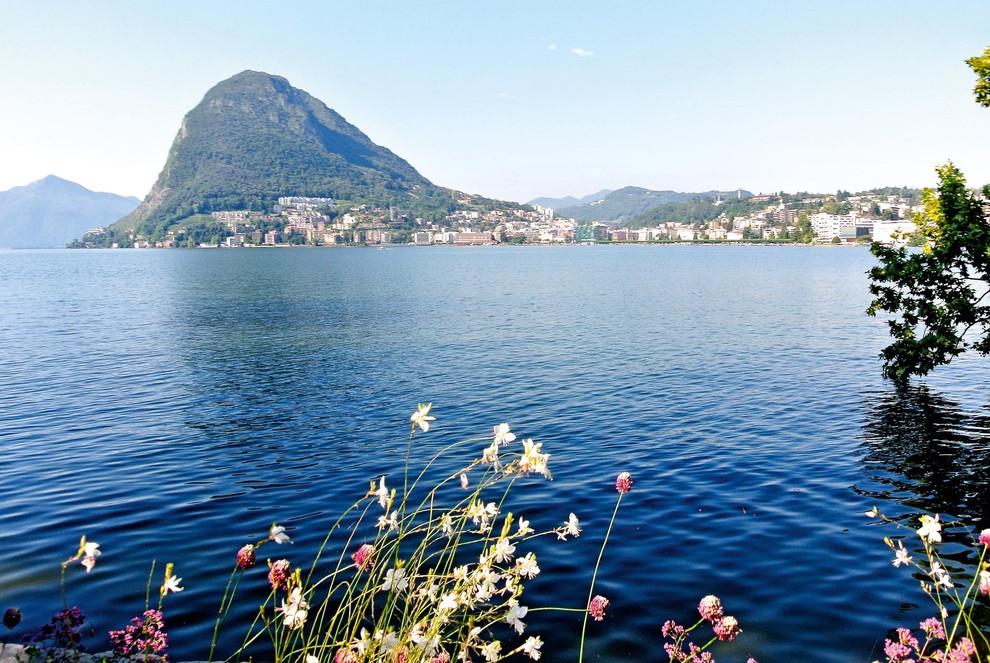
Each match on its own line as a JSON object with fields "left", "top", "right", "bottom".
{"left": 0, "top": 176, "right": 139, "bottom": 248}
{"left": 116, "top": 70, "right": 460, "bottom": 238}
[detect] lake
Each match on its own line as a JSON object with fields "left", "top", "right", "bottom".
{"left": 1, "top": 245, "right": 988, "bottom": 662}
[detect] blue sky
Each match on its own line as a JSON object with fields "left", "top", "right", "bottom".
{"left": 2, "top": 1, "right": 989, "bottom": 203}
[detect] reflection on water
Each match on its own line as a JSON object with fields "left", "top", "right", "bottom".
{"left": 858, "top": 384, "right": 990, "bottom": 529}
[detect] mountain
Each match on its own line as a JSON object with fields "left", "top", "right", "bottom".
{"left": 0, "top": 176, "right": 140, "bottom": 248}
{"left": 556, "top": 186, "right": 753, "bottom": 225}
{"left": 528, "top": 189, "right": 613, "bottom": 209}
{"left": 116, "top": 70, "right": 457, "bottom": 237}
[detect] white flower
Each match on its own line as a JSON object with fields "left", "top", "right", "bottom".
{"left": 81, "top": 555, "right": 98, "bottom": 572}
{"left": 930, "top": 561, "right": 953, "bottom": 588}
{"left": 515, "top": 552, "right": 540, "bottom": 579}
{"left": 162, "top": 574, "right": 184, "bottom": 595}
{"left": 411, "top": 403, "right": 436, "bottom": 432}
{"left": 438, "top": 592, "right": 460, "bottom": 613}
{"left": 306, "top": 656, "right": 319, "bottom": 663}
{"left": 82, "top": 541, "right": 101, "bottom": 558}
{"left": 522, "top": 635, "right": 543, "bottom": 660}
{"left": 892, "top": 542, "right": 912, "bottom": 567}
{"left": 482, "top": 442, "right": 501, "bottom": 469}
{"left": 270, "top": 524, "right": 292, "bottom": 544}
{"left": 493, "top": 423, "right": 516, "bottom": 447}
{"left": 377, "top": 510, "right": 399, "bottom": 532}
{"left": 376, "top": 476, "right": 390, "bottom": 509}
{"left": 917, "top": 514, "right": 942, "bottom": 543}
{"left": 506, "top": 599, "right": 528, "bottom": 634}
{"left": 492, "top": 537, "right": 516, "bottom": 563}
{"left": 557, "top": 513, "right": 581, "bottom": 540}
{"left": 382, "top": 568, "right": 408, "bottom": 592}
{"left": 442, "top": 513, "right": 455, "bottom": 537}
{"left": 864, "top": 506, "right": 879, "bottom": 518}
{"left": 460, "top": 472, "right": 469, "bottom": 489}
{"left": 481, "top": 640, "right": 502, "bottom": 662}
{"left": 519, "top": 439, "right": 551, "bottom": 478}
{"left": 516, "top": 517, "right": 533, "bottom": 537}
{"left": 277, "top": 587, "right": 309, "bottom": 629}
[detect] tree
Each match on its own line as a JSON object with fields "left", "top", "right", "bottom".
{"left": 865, "top": 48, "right": 990, "bottom": 381}
{"left": 966, "top": 47, "right": 990, "bottom": 107}
{"left": 867, "top": 162, "right": 990, "bottom": 380}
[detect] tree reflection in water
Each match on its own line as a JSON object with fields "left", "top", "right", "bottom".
{"left": 858, "top": 383, "right": 990, "bottom": 531}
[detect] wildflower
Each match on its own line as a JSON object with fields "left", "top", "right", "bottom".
{"left": 980, "top": 529, "right": 990, "bottom": 547}
{"left": 77, "top": 539, "right": 101, "bottom": 572}
{"left": 615, "top": 471, "right": 633, "bottom": 494}
{"left": 712, "top": 615, "right": 741, "bottom": 641}
{"left": 980, "top": 570, "right": 990, "bottom": 595}
{"left": 482, "top": 442, "right": 501, "bottom": 469}
{"left": 438, "top": 592, "right": 460, "bottom": 613}
{"left": 411, "top": 403, "right": 436, "bottom": 432}
{"left": 376, "top": 476, "right": 390, "bottom": 508}
{"left": 270, "top": 524, "right": 292, "bottom": 544}
{"left": 3, "top": 607, "right": 21, "bottom": 630}
{"left": 493, "top": 423, "right": 516, "bottom": 447}
{"left": 277, "top": 587, "right": 309, "bottom": 630}
{"left": 892, "top": 542, "right": 912, "bottom": 567}
{"left": 377, "top": 510, "right": 399, "bottom": 532}
{"left": 481, "top": 640, "right": 501, "bottom": 662}
{"left": 661, "top": 621, "right": 679, "bottom": 638}
{"left": 519, "top": 439, "right": 551, "bottom": 478}
{"left": 491, "top": 537, "right": 516, "bottom": 563}
{"left": 109, "top": 609, "right": 168, "bottom": 659}
{"left": 516, "top": 517, "right": 533, "bottom": 536}
{"left": 698, "top": 595, "right": 724, "bottom": 622}
{"left": 522, "top": 635, "right": 543, "bottom": 660}
{"left": 515, "top": 552, "right": 540, "bottom": 579}
{"left": 160, "top": 563, "right": 184, "bottom": 596}
{"left": 556, "top": 513, "right": 581, "bottom": 540}
{"left": 917, "top": 514, "right": 942, "bottom": 543}
{"left": 460, "top": 472, "right": 469, "bottom": 489}
{"left": 589, "top": 595, "right": 610, "bottom": 621}
{"left": 268, "top": 559, "right": 291, "bottom": 590}
{"left": 236, "top": 544, "right": 257, "bottom": 569}
{"left": 920, "top": 617, "right": 946, "bottom": 640}
{"left": 865, "top": 506, "right": 879, "bottom": 518}
{"left": 506, "top": 599, "right": 528, "bottom": 634}
{"left": 306, "top": 656, "right": 319, "bottom": 663}
{"left": 442, "top": 513, "right": 454, "bottom": 537}
{"left": 353, "top": 543, "right": 375, "bottom": 571}
{"left": 382, "top": 568, "right": 409, "bottom": 592}
{"left": 930, "top": 561, "right": 953, "bottom": 588}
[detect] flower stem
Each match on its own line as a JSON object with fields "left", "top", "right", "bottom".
{"left": 578, "top": 492, "right": 623, "bottom": 663}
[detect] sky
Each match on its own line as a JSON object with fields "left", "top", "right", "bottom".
{"left": 2, "top": 1, "right": 989, "bottom": 204}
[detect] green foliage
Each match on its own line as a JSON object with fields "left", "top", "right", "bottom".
{"left": 867, "top": 162, "right": 990, "bottom": 381}
{"left": 966, "top": 47, "right": 990, "bottom": 107}
{"left": 625, "top": 196, "right": 766, "bottom": 229}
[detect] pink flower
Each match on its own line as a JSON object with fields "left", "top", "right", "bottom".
{"left": 615, "top": 472, "right": 633, "bottom": 494}
{"left": 352, "top": 543, "right": 375, "bottom": 571}
{"left": 268, "top": 559, "right": 291, "bottom": 590}
{"left": 980, "top": 529, "right": 990, "bottom": 547}
{"left": 236, "top": 544, "right": 257, "bottom": 569}
{"left": 698, "top": 595, "right": 723, "bottom": 622}
{"left": 920, "top": 617, "right": 945, "bottom": 640}
{"left": 588, "top": 595, "right": 610, "bottom": 621}
{"left": 712, "top": 615, "right": 741, "bottom": 641}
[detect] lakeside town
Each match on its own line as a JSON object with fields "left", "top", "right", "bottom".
{"left": 82, "top": 190, "right": 924, "bottom": 249}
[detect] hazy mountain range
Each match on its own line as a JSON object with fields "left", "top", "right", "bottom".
{"left": 0, "top": 176, "right": 139, "bottom": 248}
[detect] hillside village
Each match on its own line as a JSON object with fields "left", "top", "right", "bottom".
{"left": 81, "top": 190, "right": 925, "bottom": 249}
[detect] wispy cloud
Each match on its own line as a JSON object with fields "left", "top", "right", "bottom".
{"left": 571, "top": 48, "right": 593, "bottom": 57}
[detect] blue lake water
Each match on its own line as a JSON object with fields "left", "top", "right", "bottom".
{"left": 1, "top": 245, "right": 988, "bottom": 662}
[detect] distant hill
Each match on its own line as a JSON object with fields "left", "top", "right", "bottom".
{"left": 528, "top": 189, "right": 613, "bottom": 209}
{"left": 0, "top": 176, "right": 139, "bottom": 248}
{"left": 116, "top": 70, "right": 465, "bottom": 238}
{"left": 556, "top": 186, "right": 753, "bottom": 225}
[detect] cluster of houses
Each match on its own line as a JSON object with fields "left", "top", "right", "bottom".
{"left": 133, "top": 192, "right": 924, "bottom": 248}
